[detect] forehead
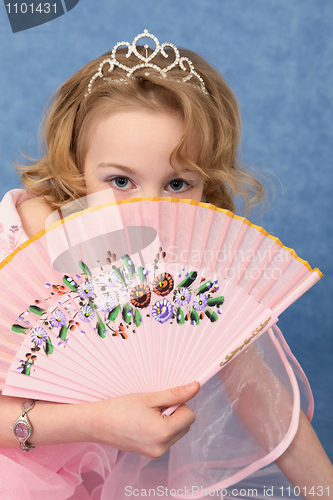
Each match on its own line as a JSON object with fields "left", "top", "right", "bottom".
{"left": 85, "top": 109, "right": 186, "bottom": 164}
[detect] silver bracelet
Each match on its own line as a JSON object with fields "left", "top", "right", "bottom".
{"left": 11, "top": 400, "right": 36, "bottom": 451}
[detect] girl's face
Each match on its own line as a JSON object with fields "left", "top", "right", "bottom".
{"left": 83, "top": 109, "right": 204, "bottom": 201}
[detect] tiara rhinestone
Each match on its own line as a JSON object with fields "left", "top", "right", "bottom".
{"left": 87, "top": 29, "right": 207, "bottom": 95}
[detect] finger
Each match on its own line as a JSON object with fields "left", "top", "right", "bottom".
{"left": 164, "top": 420, "right": 192, "bottom": 448}
{"left": 161, "top": 403, "right": 196, "bottom": 431}
{"left": 150, "top": 381, "right": 200, "bottom": 408}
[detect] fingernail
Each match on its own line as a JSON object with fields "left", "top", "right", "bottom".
{"left": 185, "top": 381, "right": 197, "bottom": 391}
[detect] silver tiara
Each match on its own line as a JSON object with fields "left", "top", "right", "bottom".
{"left": 87, "top": 29, "right": 207, "bottom": 95}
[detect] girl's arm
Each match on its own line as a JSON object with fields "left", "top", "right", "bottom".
{"left": 218, "top": 344, "right": 333, "bottom": 499}
{"left": 0, "top": 382, "right": 200, "bottom": 458}
{"left": 275, "top": 409, "right": 333, "bottom": 499}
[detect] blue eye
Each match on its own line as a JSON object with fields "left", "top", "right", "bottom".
{"left": 113, "top": 177, "right": 129, "bottom": 188}
{"left": 169, "top": 179, "right": 186, "bottom": 191}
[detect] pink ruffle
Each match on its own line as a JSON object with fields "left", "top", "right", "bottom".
{"left": 0, "top": 443, "right": 117, "bottom": 499}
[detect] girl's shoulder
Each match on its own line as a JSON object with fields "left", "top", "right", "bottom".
{"left": 16, "top": 196, "right": 55, "bottom": 238}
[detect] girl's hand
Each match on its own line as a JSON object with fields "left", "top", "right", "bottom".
{"left": 81, "top": 382, "right": 200, "bottom": 459}
{"left": 0, "top": 383, "right": 200, "bottom": 457}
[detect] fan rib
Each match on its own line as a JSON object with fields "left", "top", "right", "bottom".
{"left": 197, "top": 208, "right": 215, "bottom": 269}
{"left": 266, "top": 266, "right": 309, "bottom": 311}
{"left": 233, "top": 231, "right": 266, "bottom": 286}
{"left": 244, "top": 242, "right": 281, "bottom": 295}
{"left": 211, "top": 212, "right": 232, "bottom": 273}
{"left": 158, "top": 201, "right": 177, "bottom": 390}
{"left": 182, "top": 202, "right": 198, "bottom": 266}
{"left": 271, "top": 271, "right": 320, "bottom": 318}
{"left": 219, "top": 221, "right": 250, "bottom": 281}
{"left": 255, "top": 251, "right": 295, "bottom": 303}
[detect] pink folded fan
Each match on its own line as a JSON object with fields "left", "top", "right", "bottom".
{"left": 0, "top": 198, "right": 322, "bottom": 406}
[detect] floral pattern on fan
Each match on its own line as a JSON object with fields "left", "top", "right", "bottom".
{"left": 11, "top": 248, "right": 224, "bottom": 376}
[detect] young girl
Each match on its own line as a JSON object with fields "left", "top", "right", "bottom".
{"left": 0, "top": 30, "right": 332, "bottom": 499}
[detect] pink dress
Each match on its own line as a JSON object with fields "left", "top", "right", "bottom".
{"left": 0, "top": 190, "right": 313, "bottom": 500}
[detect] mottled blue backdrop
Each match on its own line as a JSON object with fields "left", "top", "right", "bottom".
{"left": 0, "top": 0, "right": 332, "bottom": 460}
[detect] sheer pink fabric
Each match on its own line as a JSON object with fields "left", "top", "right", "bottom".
{"left": 0, "top": 190, "right": 313, "bottom": 499}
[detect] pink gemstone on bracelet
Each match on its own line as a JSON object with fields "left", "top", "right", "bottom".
{"left": 14, "top": 423, "right": 28, "bottom": 439}
{"left": 22, "top": 400, "right": 33, "bottom": 411}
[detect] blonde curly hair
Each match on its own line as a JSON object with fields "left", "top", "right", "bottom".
{"left": 16, "top": 44, "right": 265, "bottom": 213}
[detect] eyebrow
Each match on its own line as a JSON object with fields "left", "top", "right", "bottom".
{"left": 97, "top": 163, "right": 137, "bottom": 175}
{"left": 96, "top": 162, "right": 201, "bottom": 180}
